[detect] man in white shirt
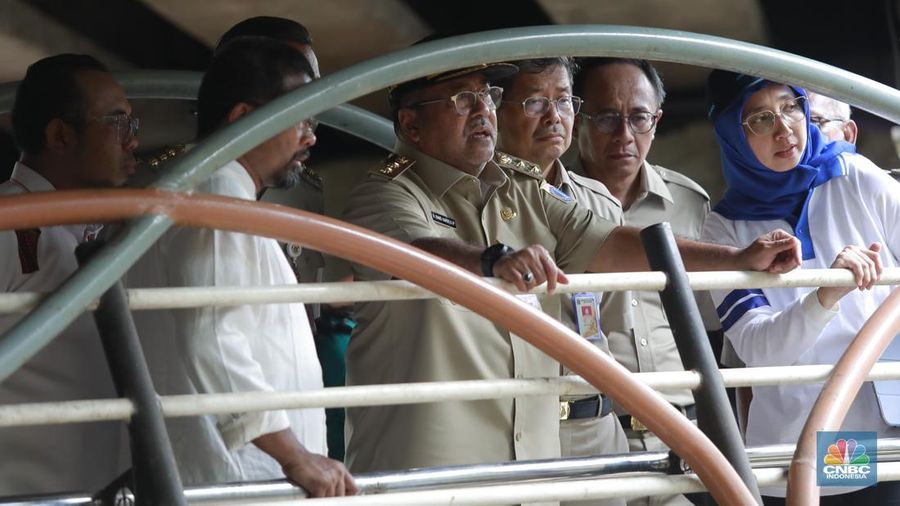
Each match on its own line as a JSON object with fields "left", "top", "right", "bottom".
{"left": 0, "top": 54, "right": 139, "bottom": 495}
{"left": 128, "top": 37, "right": 355, "bottom": 496}
{"left": 807, "top": 92, "right": 858, "bottom": 144}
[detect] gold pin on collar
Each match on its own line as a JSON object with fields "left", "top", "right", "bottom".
{"left": 500, "top": 207, "right": 517, "bottom": 221}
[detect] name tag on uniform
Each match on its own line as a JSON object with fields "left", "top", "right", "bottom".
{"left": 540, "top": 181, "right": 573, "bottom": 203}
{"left": 572, "top": 292, "right": 602, "bottom": 343}
{"left": 431, "top": 211, "right": 457, "bottom": 228}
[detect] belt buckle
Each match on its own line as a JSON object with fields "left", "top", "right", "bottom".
{"left": 630, "top": 416, "right": 648, "bottom": 432}
{"left": 559, "top": 401, "right": 571, "bottom": 421}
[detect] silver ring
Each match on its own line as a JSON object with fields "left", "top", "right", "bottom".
{"left": 522, "top": 271, "right": 534, "bottom": 283}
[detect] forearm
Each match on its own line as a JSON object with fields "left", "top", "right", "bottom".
{"left": 588, "top": 227, "right": 741, "bottom": 273}
{"left": 411, "top": 237, "right": 483, "bottom": 275}
{"left": 253, "top": 428, "right": 309, "bottom": 467}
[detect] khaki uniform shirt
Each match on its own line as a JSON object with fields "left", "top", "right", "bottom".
{"left": 550, "top": 161, "right": 622, "bottom": 369}
{"left": 571, "top": 159, "right": 712, "bottom": 407}
{"left": 342, "top": 143, "right": 616, "bottom": 473}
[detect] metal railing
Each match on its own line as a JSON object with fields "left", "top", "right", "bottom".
{"left": 3, "top": 25, "right": 900, "bottom": 504}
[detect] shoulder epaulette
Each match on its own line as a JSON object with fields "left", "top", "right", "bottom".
{"left": 374, "top": 153, "right": 415, "bottom": 179}
{"left": 146, "top": 144, "right": 187, "bottom": 169}
{"left": 300, "top": 166, "right": 323, "bottom": 190}
{"left": 494, "top": 151, "right": 543, "bottom": 179}
{"left": 655, "top": 165, "right": 710, "bottom": 201}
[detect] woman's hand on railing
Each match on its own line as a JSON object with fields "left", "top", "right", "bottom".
{"left": 817, "top": 243, "right": 883, "bottom": 309}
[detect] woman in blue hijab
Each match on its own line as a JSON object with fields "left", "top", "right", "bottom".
{"left": 702, "top": 70, "right": 900, "bottom": 505}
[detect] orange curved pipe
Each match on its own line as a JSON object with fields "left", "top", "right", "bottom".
{"left": 0, "top": 189, "right": 757, "bottom": 505}
{"left": 786, "top": 287, "right": 900, "bottom": 505}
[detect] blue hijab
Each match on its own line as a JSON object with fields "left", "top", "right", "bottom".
{"left": 712, "top": 81, "right": 856, "bottom": 259}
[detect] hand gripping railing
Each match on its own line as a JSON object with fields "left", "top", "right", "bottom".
{"left": 0, "top": 189, "right": 757, "bottom": 504}
{"left": 5, "top": 25, "right": 900, "bottom": 504}
{"left": 3, "top": 24, "right": 900, "bottom": 403}
{"left": 787, "top": 287, "right": 900, "bottom": 504}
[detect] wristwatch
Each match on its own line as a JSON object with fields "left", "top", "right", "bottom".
{"left": 481, "top": 243, "right": 513, "bottom": 277}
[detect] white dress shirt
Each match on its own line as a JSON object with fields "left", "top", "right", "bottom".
{"left": 0, "top": 162, "right": 124, "bottom": 495}
{"left": 128, "top": 160, "right": 326, "bottom": 485}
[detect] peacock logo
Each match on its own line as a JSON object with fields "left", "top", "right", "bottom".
{"left": 823, "top": 438, "right": 870, "bottom": 465}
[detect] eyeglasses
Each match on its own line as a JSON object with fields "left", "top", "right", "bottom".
{"left": 810, "top": 115, "right": 847, "bottom": 129}
{"left": 511, "top": 95, "right": 583, "bottom": 117}
{"left": 85, "top": 113, "right": 140, "bottom": 143}
{"left": 742, "top": 96, "right": 807, "bottom": 136}
{"left": 579, "top": 111, "right": 658, "bottom": 134}
{"left": 410, "top": 86, "right": 504, "bottom": 115}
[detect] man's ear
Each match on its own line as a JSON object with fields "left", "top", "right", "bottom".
{"left": 397, "top": 107, "right": 421, "bottom": 143}
{"left": 44, "top": 118, "right": 74, "bottom": 153}
{"left": 844, "top": 120, "right": 859, "bottom": 145}
{"left": 225, "top": 102, "right": 255, "bottom": 125}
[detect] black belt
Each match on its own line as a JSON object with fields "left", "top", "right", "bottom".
{"left": 619, "top": 403, "right": 697, "bottom": 432}
{"left": 560, "top": 395, "right": 612, "bottom": 420}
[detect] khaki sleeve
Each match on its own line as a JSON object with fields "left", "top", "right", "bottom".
{"left": 544, "top": 191, "right": 617, "bottom": 272}
{"left": 342, "top": 175, "right": 437, "bottom": 280}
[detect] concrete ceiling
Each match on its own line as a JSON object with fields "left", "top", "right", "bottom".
{"left": 0, "top": 0, "right": 897, "bottom": 160}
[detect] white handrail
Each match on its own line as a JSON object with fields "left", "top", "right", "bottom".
{"left": 262, "top": 464, "right": 900, "bottom": 505}
{"left": 4, "top": 362, "right": 900, "bottom": 428}
{"left": 2, "top": 268, "right": 900, "bottom": 313}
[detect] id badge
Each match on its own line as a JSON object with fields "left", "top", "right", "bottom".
{"left": 572, "top": 292, "right": 602, "bottom": 344}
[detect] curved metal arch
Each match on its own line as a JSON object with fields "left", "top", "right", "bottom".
{"left": 0, "top": 188, "right": 758, "bottom": 505}
{"left": 7, "top": 25, "right": 900, "bottom": 384}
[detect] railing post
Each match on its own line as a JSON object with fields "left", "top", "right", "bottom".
{"left": 640, "top": 223, "right": 763, "bottom": 503}
{"left": 75, "top": 241, "right": 185, "bottom": 506}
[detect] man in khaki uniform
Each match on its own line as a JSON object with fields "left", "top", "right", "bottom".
{"left": 573, "top": 57, "right": 713, "bottom": 506}
{"left": 495, "top": 57, "right": 628, "bottom": 506}
{"left": 341, "top": 58, "right": 801, "bottom": 483}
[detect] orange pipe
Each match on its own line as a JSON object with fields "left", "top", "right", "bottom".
{"left": 786, "top": 287, "right": 900, "bottom": 505}
{"left": 0, "top": 189, "right": 757, "bottom": 505}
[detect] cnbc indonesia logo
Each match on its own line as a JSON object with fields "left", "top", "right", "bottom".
{"left": 817, "top": 432, "right": 876, "bottom": 486}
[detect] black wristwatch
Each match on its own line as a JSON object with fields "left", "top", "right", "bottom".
{"left": 481, "top": 243, "right": 513, "bottom": 277}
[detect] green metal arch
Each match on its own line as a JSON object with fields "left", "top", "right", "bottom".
{"left": 3, "top": 24, "right": 900, "bottom": 381}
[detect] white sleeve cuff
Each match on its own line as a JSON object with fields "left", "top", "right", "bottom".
{"left": 219, "top": 409, "right": 291, "bottom": 451}
{"left": 801, "top": 289, "right": 840, "bottom": 322}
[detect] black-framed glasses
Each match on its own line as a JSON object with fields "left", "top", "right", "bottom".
{"left": 511, "top": 95, "right": 583, "bottom": 117}
{"left": 84, "top": 113, "right": 140, "bottom": 143}
{"left": 742, "top": 96, "right": 807, "bottom": 136}
{"left": 579, "top": 111, "right": 658, "bottom": 134}
{"left": 411, "top": 86, "right": 504, "bottom": 115}
{"left": 810, "top": 115, "right": 847, "bottom": 129}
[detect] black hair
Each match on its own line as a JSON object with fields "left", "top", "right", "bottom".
{"left": 574, "top": 58, "right": 666, "bottom": 108}
{"left": 197, "top": 36, "right": 314, "bottom": 139}
{"left": 493, "top": 57, "right": 577, "bottom": 95}
{"left": 11, "top": 54, "right": 108, "bottom": 155}
{"left": 216, "top": 16, "right": 312, "bottom": 52}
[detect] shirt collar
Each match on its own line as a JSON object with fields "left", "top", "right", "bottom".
{"left": 640, "top": 161, "right": 674, "bottom": 204}
{"left": 395, "top": 141, "right": 501, "bottom": 198}
{"left": 9, "top": 162, "right": 56, "bottom": 192}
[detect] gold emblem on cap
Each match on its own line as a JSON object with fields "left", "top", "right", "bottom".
{"left": 500, "top": 207, "right": 517, "bottom": 221}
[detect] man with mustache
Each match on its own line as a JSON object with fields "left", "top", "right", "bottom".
{"left": 571, "top": 58, "right": 713, "bottom": 506}
{"left": 495, "top": 57, "right": 628, "bottom": 506}
{"left": 0, "top": 54, "right": 138, "bottom": 494}
{"left": 341, "top": 53, "right": 801, "bottom": 483}
{"left": 128, "top": 37, "right": 356, "bottom": 496}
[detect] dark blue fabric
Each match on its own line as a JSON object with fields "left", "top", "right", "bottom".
{"left": 717, "top": 288, "right": 766, "bottom": 318}
{"left": 712, "top": 81, "right": 856, "bottom": 259}
{"left": 721, "top": 293, "right": 771, "bottom": 332}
